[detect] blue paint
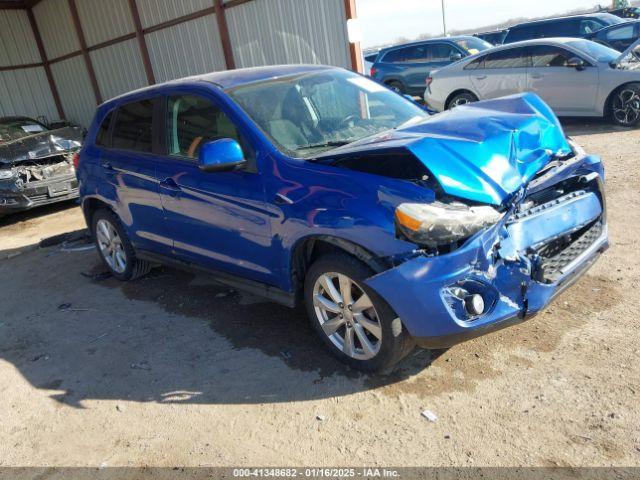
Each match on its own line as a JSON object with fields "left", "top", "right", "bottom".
{"left": 77, "top": 66, "right": 607, "bottom": 348}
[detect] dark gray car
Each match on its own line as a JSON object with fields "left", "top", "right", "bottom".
{"left": 370, "top": 36, "right": 492, "bottom": 96}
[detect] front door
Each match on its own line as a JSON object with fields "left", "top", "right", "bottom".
{"left": 156, "top": 92, "right": 275, "bottom": 285}
{"left": 526, "top": 45, "right": 599, "bottom": 114}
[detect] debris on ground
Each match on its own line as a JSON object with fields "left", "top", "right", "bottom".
{"left": 316, "top": 415, "right": 326, "bottom": 422}
{"left": 421, "top": 410, "right": 438, "bottom": 422}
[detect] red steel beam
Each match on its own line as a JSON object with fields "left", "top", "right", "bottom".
{"left": 68, "top": 0, "right": 102, "bottom": 104}
{"left": 26, "top": 7, "right": 64, "bottom": 118}
{"left": 127, "top": 0, "right": 155, "bottom": 85}
{"left": 214, "top": 0, "right": 235, "bottom": 69}
{"left": 343, "top": 0, "right": 363, "bottom": 74}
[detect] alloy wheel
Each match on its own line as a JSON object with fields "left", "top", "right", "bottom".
{"left": 312, "top": 272, "right": 382, "bottom": 360}
{"left": 613, "top": 88, "right": 640, "bottom": 126}
{"left": 95, "top": 218, "right": 127, "bottom": 274}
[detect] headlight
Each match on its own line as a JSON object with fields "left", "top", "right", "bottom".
{"left": 0, "top": 169, "right": 15, "bottom": 180}
{"left": 395, "top": 201, "right": 504, "bottom": 248}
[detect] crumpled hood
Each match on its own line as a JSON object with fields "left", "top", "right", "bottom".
{"left": 321, "top": 93, "right": 572, "bottom": 206}
{"left": 0, "top": 126, "right": 83, "bottom": 165}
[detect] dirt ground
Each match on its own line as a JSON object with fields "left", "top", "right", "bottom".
{"left": 0, "top": 120, "right": 638, "bottom": 468}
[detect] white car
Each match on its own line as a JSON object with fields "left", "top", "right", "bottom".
{"left": 424, "top": 38, "right": 640, "bottom": 126}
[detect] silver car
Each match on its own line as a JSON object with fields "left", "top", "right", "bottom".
{"left": 424, "top": 38, "right": 640, "bottom": 126}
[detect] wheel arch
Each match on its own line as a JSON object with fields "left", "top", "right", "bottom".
{"left": 82, "top": 196, "right": 114, "bottom": 232}
{"left": 290, "top": 235, "right": 390, "bottom": 303}
{"left": 603, "top": 81, "right": 640, "bottom": 119}
{"left": 444, "top": 89, "right": 478, "bottom": 110}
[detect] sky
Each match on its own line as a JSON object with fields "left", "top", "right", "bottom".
{"left": 356, "top": 0, "right": 603, "bottom": 47}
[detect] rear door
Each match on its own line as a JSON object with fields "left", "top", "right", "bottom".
{"left": 526, "top": 45, "right": 599, "bottom": 114}
{"left": 155, "top": 91, "right": 275, "bottom": 285}
{"left": 100, "top": 98, "right": 170, "bottom": 254}
{"left": 469, "top": 47, "right": 528, "bottom": 99}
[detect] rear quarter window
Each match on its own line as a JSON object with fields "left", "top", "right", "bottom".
{"left": 96, "top": 111, "right": 113, "bottom": 147}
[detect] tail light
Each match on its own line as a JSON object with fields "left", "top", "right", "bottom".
{"left": 72, "top": 152, "right": 80, "bottom": 170}
{"left": 370, "top": 66, "right": 377, "bottom": 77}
{"left": 425, "top": 76, "right": 433, "bottom": 88}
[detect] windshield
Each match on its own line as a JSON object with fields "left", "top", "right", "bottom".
{"left": 455, "top": 37, "right": 492, "bottom": 55}
{"left": 0, "top": 118, "right": 48, "bottom": 144}
{"left": 227, "top": 70, "right": 428, "bottom": 158}
{"left": 567, "top": 39, "right": 621, "bottom": 62}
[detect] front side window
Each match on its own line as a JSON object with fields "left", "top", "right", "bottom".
{"left": 167, "top": 95, "right": 244, "bottom": 160}
{"left": 227, "top": 70, "right": 428, "bottom": 158}
{"left": 112, "top": 100, "right": 154, "bottom": 153}
{"left": 483, "top": 48, "right": 527, "bottom": 69}
{"left": 606, "top": 24, "right": 635, "bottom": 41}
{"left": 430, "top": 44, "right": 460, "bottom": 62}
{"left": 580, "top": 19, "right": 605, "bottom": 35}
{"left": 454, "top": 38, "right": 492, "bottom": 55}
{"left": 529, "top": 46, "right": 575, "bottom": 67}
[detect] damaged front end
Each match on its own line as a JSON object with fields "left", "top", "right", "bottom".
{"left": 0, "top": 127, "right": 82, "bottom": 214}
{"left": 366, "top": 146, "right": 608, "bottom": 348}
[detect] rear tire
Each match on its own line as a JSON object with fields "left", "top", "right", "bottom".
{"left": 91, "top": 209, "right": 152, "bottom": 281}
{"left": 304, "top": 253, "right": 414, "bottom": 372}
{"left": 447, "top": 91, "right": 478, "bottom": 109}
{"left": 608, "top": 83, "right": 640, "bottom": 127}
{"left": 386, "top": 81, "right": 405, "bottom": 95}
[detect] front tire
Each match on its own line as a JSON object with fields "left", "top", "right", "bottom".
{"left": 447, "top": 91, "right": 478, "bottom": 109}
{"left": 91, "top": 209, "right": 152, "bottom": 281}
{"left": 609, "top": 83, "right": 640, "bottom": 127}
{"left": 304, "top": 253, "right": 414, "bottom": 372}
{"left": 386, "top": 80, "right": 405, "bottom": 95}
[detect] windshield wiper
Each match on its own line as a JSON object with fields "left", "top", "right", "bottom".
{"left": 296, "top": 140, "right": 351, "bottom": 151}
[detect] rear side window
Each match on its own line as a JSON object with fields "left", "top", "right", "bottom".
{"left": 382, "top": 47, "right": 416, "bottom": 63}
{"left": 506, "top": 25, "right": 542, "bottom": 42}
{"left": 483, "top": 48, "right": 527, "bottom": 69}
{"left": 606, "top": 24, "right": 635, "bottom": 40}
{"left": 112, "top": 99, "right": 155, "bottom": 153}
{"left": 529, "top": 45, "right": 575, "bottom": 67}
{"left": 95, "top": 111, "right": 113, "bottom": 147}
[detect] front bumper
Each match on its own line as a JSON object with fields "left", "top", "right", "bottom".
{"left": 366, "top": 154, "right": 608, "bottom": 349}
{"left": 0, "top": 173, "right": 78, "bottom": 214}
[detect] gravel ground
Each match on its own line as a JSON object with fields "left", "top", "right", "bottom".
{"left": 0, "top": 120, "right": 638, "bottom": 468}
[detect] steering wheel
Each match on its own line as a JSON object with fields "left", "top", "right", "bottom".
{"left": 338, "top": 114, "right": 360, "bottom": 129}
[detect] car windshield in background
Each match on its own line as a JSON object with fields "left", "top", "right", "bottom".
{"left": 228, "top": 70, "right": 428, "bottom": 158}
{"left": 455, "top": 37, "right": 492, "bottom": 54}
{"left": 567, "top": 39, "right": 621, "bottom": 62}
{"left": 0, "top": 118, "right": 48, "bottom": 144}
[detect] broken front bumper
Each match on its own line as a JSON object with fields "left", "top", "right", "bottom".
{"left": 366, "top": 155, "right": 608, "bottom": 349}
{"left": 0, "top": 173, "right": 79, "bottom": 214}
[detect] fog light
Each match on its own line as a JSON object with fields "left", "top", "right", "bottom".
{"left": 464, "top": 294, "right": 485, "bottom": 316}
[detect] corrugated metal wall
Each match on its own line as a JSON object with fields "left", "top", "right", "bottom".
{"left": 227, "top": 0, "right": 351, "bottom": 69}
{"left": 0, "top": 67, "right": 58, "bottom": 120}
{"left": 145, "top": 14, "right": 226, "bottom": 83}
{"left": 90, "top": 39, "right": 148, "bottom": 100}
{"left": 76, "top": 0, "right": 134, "bottom": 47}
{"left": 0, "top": 0, "right": 352, "bottom": 127}
{"left": 0, "top": 9, "right": 58, "bottom": 120}
{"left": 50, "top": 56, "right": 95, "bottom": 127}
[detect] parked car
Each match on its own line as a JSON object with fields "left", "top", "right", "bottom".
{"left": 474, "top": 29, "right": 508, "bottom": 45}
{"left": 587, "top": 19, "right": 639, "bottom": 51}
{"left": 424, "top": 38, "right": 640, "bottom": 126}
{"left": 503, "top": 13, "right": 625, "bottom": 44}
{"left": 0, "top": 116, "right": 83, "bottom": 216}
{"left": 77, "top": 65, "right": 608, "bottom": 371}
{"left": 363, "top": 51, "right": 379, "bottom": 76}
{"left": 607, "top": 7, "right": 640, "bottom": 19}
{"left": 370, "top": 36, "right": 492, "bottom": 95}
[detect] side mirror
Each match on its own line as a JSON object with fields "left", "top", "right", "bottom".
{"left": 450, "top": 52, "right": 464, "bottom": 62}
{"left": 198, "top": 138, "right": 246, "bottom": 173}
{"left": 567, "top": 57, "right": 586, "bottom": 71}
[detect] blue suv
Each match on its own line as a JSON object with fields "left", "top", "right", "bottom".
{"left": 77, "top": 66, "right": 608, "bottom": 371}
{"left": 370, "top": 36, "right": 492, "bottom": 95}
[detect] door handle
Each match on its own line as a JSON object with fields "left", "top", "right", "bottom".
{"left": 475, "top": 75, "right": 487, "bottom": 80}
{"left": 101, "top": 161, "right": 114, "bottom": 171}
{"left": 160, "top": 177, "right": 182, "bottom": 197}
{"left": 274, "top": 193, "right": 294, "bottom": 205}
{"left": 530, "top": 74, "right": 543, "bottom": 79}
